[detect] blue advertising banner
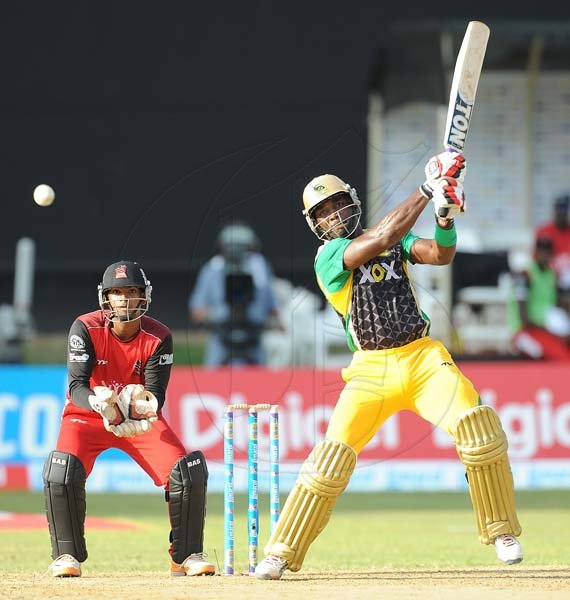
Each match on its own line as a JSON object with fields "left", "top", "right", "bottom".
{"left": 0, "top": 366, "right": 154, "bottom": 492}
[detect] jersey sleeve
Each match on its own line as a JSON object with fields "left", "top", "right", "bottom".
{"left": 401, "top": 230, "right": 420, "bottom": 263}
{"left": 144, "top": 333, "right": 174, "bottom": 410}
{"left": 314, "top": 238, "right": 353, "bottom": 292}
{"left": 67, "top": 319, "right": 95, "bottom": 410}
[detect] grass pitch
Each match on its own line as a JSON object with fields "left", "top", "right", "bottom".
{"left": 1, "top": 491, "right": 569, "bottom": 599}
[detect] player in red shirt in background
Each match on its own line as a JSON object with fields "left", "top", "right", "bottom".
{"left": 43, "top": 261, "right": 215, "bottom": 578}
{"left": 535, "top": 195, "right": 570, "bottom": 298}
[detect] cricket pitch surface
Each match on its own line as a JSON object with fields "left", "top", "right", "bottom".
{"left": 2, "top": 567, "right": 569, "bottom": 600}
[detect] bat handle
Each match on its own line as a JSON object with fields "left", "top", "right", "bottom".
{"left": 438, "top": 207, "right": 450, "bottom": 218}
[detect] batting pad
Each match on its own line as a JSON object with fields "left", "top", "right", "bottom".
{"left": 455, "top": 405, "right": 522, "bottom": 544}
{"left": 264, "top": 439, "right": 356, "bottom": 571}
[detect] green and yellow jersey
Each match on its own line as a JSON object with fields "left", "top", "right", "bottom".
{"left": 314, "top": 232, "right": 430, "bottom": 351}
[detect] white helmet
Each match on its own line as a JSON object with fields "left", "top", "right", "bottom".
{"left": 302, "top": 174, "right": 361, "bottom": 240}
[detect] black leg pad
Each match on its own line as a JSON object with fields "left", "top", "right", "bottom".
{"left": 43, "top": 451, "right": 88, "bottom": 562}
{"left": 167, "top": 451, "right": 208, "bottom": 564}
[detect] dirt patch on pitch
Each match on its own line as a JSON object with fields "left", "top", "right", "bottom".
{"left": 1, "top": 567, "right": 569, "bottom": 600}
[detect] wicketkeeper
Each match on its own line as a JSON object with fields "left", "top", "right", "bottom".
{"left": 43, "top": 260, "right": 214, "bottom": 577}
{"left": 255, "top": 152, "right": 523, "bottom": 579}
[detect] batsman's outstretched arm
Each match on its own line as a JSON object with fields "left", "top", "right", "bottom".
{"left": 343, "top": 190, "right": 429, "bottom": 270}
{"left": 411, "top": 218, "right": 457, "bottom": 266}
{"left": 343, "top": 151, "right": 466, "bottom": 271}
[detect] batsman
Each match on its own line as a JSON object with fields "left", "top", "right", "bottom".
{"left": 43, "top": 260, "right": 215, "bottom": 577}
{"left": 255, "top": 153, "right": 523, "bottom": 579}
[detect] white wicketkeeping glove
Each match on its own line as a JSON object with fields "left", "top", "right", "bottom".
{"left": 430, "top": 178, "right": 466, "bottom": 218}
{"left": 118, "top": 384, "right": 159, "bottom": 435}
{"left": 112, "top": 420, "right": 143, "bottom": 437}
{"left": 420, "top": 151, "right": 466, "bottom": 198}
{"left": 88, "top": 386, "right": 131, "bottom": 436}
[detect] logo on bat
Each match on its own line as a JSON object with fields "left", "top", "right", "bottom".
{"left": 446, "top": 92, "right": 474, "bottom": 152}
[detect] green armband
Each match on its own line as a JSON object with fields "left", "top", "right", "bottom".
{"left": 434, "top": 222, "right": 457, "bottom": 247}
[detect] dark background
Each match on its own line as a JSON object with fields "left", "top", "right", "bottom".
{"left": 1, "top": 2, "right": 568, "bottom": 330}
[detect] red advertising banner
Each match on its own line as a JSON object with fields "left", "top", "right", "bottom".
{"left": 166, "top": 363, "right": 570, "bottom": 463}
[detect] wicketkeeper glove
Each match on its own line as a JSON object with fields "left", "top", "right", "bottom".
{"left": 420, "top": 151, "right": 466, "bottom": 199}
{"left": 430, "top": 178, "right": 466, "bottom": 218}
{"left": 88, "top": 386, "right": 129, "bottom": 434}
{"left": 118, "top": 384, "right": 159, "bottom": 435}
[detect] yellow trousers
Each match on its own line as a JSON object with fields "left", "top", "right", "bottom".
{"left": 326, "top": 337, "right": 480, "bottom": 454}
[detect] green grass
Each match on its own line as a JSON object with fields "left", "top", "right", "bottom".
{"left": 1, "top": 491, "right": 569, "bottom": 574}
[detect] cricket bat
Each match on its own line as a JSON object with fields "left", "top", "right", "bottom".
{"left": 443, "top": 20, "right": 490, "bottom": 153}
{"left": 438, "top": 21, "right": 490, "bottom": 216}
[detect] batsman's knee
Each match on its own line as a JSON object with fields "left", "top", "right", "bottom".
{"left": 454, "top": 405, "right": 507, "bottom": 462}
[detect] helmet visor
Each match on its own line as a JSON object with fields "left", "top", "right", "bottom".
{"left": 100, "top": 290, "right": 149, "bottom": 323}
{"left": 311, "top": 201, "right": 362, "bottom": 241}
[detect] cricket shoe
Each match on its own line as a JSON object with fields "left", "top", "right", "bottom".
{"left": 49, "top": 554, "right": 82, "bottom": 577}
{"left": 170, "top": 553, "right": 215, "bottom": 576}
{"left": 494, "top": 534, "right": 523, "bottom": 564}
{"left": 254, "top": 555, "right": 288, "bottom": 580}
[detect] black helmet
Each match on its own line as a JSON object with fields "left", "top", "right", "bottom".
{"left": 97, "top": 261, "right": 152, "bottom": 322}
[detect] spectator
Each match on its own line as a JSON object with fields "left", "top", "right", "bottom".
{"left": 509, "top": 238, "right": 570, "bottom": 359}
{"left": 535, "top": 194, "right": 570, "bottom": 292}
{"left": 189, "top": 222, "right": 280, "bottom": 366}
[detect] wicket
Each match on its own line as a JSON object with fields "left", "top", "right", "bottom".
{"left": 224, "top": 403, "right": 280, "bottom": 575}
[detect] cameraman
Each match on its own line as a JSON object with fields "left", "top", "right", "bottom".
{"left": 189, "top": 222, "right": 280, "bottom": 366}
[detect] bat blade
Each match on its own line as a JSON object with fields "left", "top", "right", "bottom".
{"left": 443, "top": 21, "right": 490, "bottom": 153}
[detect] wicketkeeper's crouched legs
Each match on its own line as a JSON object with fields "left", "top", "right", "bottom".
{"left": 43, "top": 450, "right": 88, "bottom": 562}
{"left": 454, "top": 405, "right": 522, "bottom": 544}
{"left": 263, "top": 439, "right": 357, "bottom": 572}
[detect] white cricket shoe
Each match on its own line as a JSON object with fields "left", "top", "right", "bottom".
{"left": 49, "top": 554, "right": 82, "bottom": 577}
{"left": 494, "top": 534, "right": 523, "bottom": 564}
{"left": 254, "top": 555, "right": 289, "bottom": 580}
{"left": 170, "top": 552, "right": 215, "bottom": 576}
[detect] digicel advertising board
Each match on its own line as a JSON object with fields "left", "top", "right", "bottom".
{"left": 166, "top": 364, "right": 570, "bottom": 463}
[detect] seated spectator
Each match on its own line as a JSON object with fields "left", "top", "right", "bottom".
{"left": 509, "top": 237, "right": 570, "bottom": 359}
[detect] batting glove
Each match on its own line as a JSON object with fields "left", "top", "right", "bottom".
{"left": 430, "top": 178, "right": 466, "bottom": 218}
{"left": 88, "top": 386, "right": 128, "bottom": 433}
{"left": 420, "top": 151, "right": 466, "bottom": 198}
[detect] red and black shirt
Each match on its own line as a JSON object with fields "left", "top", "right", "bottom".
{"left": 67, "top": 310, "right": 173, "bottom": 411}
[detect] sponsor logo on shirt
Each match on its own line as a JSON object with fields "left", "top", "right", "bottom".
{"left": 69, "top": 334, "right": 85, "bottom": 350}
{"left": 159, "top": 353, "right": 174, "bottom": 366}
{"left": 69, "top": 352, "right": 90, "bottom": 362}
{"left": 97, "top": 359, "right": 108, "bottom": 366}
{"left": 358, "top": 260, "right": 401, "bottom": 284}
